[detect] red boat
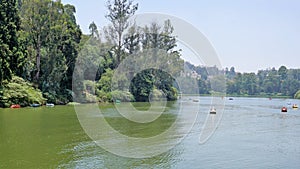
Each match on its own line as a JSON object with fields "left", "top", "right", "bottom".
{"left": 281, "top": 107, "right": 287, "bottom": 112}
{"left": 10, "top": 104, "right": 21, "bottom": 108}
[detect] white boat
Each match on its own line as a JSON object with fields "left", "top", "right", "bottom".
{"left": 46, "top": 103, "right": 55, "bottom": 107}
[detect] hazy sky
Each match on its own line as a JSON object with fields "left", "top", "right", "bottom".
{"left": 61, "top": 0, "right": 300, "bottom": 73}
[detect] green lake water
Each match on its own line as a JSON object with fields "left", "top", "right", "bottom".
{"left": 0, "top": 97, "right": 300, "bottom": 168}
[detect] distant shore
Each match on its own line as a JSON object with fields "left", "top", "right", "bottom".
{"left": 182, "top": 93, "right": 293, "bottom": 99}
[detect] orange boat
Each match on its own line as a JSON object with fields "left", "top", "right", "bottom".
{"left": 10, "top": 104, "right": 21, "bottom": 108}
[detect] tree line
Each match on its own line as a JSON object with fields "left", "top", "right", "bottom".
{"left": 0, "top": 0, "right": 183, "bottom": 107}
{"left": 185, "top": 62, "right": 300, "bottom": 99}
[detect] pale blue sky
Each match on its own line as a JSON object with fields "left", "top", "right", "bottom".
{"left": 62, "top": 0, "right": 300, "bottom": 73}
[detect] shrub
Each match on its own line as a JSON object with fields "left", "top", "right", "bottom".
{"left": 295, "top": 90, "right": 300, "bottom": 99}
{"left": 0, "top": 76, "right": 45, "bottom": 107}
{"left": 111, "top": 90, "right": 135, "bottom": 102}
{"left": 96, "top": 90, "right": 112, "bottom": 102}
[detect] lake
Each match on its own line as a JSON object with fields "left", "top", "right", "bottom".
{"left": 0, "top": 97, "right": 299, "bottom": 168}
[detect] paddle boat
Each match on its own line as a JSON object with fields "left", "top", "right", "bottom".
{"left": 10, "top": 104, "right": 21, "bottom": 108}
{"left": 281, "top": 107, "right": 287, "bottom": 112}
{"left": 46, "top": 103, "right": 55, "bottom": 107}
{"left": 210, "top": 107, "right": 216, "bottom": 114}
{"left": 30, "top": 103, "right": 40, "bottom": 107}
{"left": 292, "top": 104, "right": 298, "bottom": 109}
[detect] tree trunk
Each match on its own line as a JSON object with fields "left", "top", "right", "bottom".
{"left": 117, "top": 31, "right": 122, "bottom": 66}
{"left": 35, "top": 36, "right": 41, "bottom": 80}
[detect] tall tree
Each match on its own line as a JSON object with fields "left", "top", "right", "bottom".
{"left": 20, "top": 0, "right": 50, "bottom": 81}
{"left": 20, "top": 0, "right": 81, "bottom": 103}
{"left": 242, "top": 73, "right": 258, "bottom": 95}
{"left": 125, "top": 20, "right": 183, "bottom": 101}
{"left": 60, "top": 3, "right": 82, "bottom": 98}
{"left": 0, "top": 0, "right": 25, "bottom": 84}
{"left": 89, "top": 21, "right": 99, "bottom": 38}
{"left": 278, "top": 65, "right": 288, "bottom": 80}
{"left": 105, "top": 0, "right": 138, "bottom": 66}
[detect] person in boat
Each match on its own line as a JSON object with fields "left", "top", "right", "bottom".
{"left": 210, "top": 107, "right": 216, "bottom": 114}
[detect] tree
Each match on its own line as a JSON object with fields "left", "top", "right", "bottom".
{"left": 278, "top": 65, "right": 288, "bottom": 80}
{"left": 60, "top": 4, "right": 82, "bottom": 97}
{"left": 262, "top": 68, "right": 280, "bottom": 93}
{"left": 127, "top": 21, "right": 183, "bottom": 101}
{"left": 20, "top": 0, "right": 81, "bottom": 103}
{"left": 105, "top": 0, "right": 138, "bottom": 66}
{"left": 89, "top": 22, "right": 99, "bottom": 38}
{"left": 0, "top": 0, "right": 25, "bottom": 84}
{"left": 233, "top": 73, "right": 243, "bottom": 94}
{"left": 123, "top": 23, "right": 141, "bottom": 55}
{"left": 20, "top": 0, "right": 51, "bottom": 81}
{"left": 242, "top": 73, "right": 258, "bottom": 95}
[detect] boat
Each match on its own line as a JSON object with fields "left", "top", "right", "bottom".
{"left": 292, "top": 104, "right": 298, "bottom": 108}
{"left": 193, "top": 99, "right": 199, "bottom": 102}
{"left": 46, "top": 103, "right": 55, "bottom": 107}
{"left": 281, "top": 107, "right": 287, "bottom": 112}
{"left": 10, "top": 104, "right": 21, "bottom": 108}
{"left": 210, "top": 107, "right": 216, "bottom": 114}
{"left": 229, "top": 98, "right": 233, "bottom": 100}
{"left": 30, "top": 103, "right": 40, "bottom": 107}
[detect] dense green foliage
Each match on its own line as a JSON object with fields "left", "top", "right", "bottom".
{"left": 130, "top": 69, "right": 178, "bottom": 101}
{"left": 226, "top": 66, "right": 300, "bottom": 97}
{"left": 0, "top": 76, "right": 45, "bottom": 107}
{"left": 77, "top": 0, "right": 183, "bottom": 103}
{"left": 186, "top": 63, "right": 300, "bottom": 98}
{"left": 20, "top": 0, "right": 82, "bottom": 104}
{"left": 0, "top": 0, "right": 25, "bottom": 84}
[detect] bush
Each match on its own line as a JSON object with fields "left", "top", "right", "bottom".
{"left": 96, "top": 90, "right": 112, "bottom": 102}
{"left": 295, "top": 90, "right": 300, "bottom": 99}
{"left": 0, "top": 76, "right": 45, "bottom": 107}
{"left": 111, "top": 90, "right": 135, "bottom": 102}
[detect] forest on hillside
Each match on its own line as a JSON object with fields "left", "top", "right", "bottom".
{"left": 0, "top": 0, "right": 299, "bottom": 108}
{"left": 185, "top": 62, "right": 300, "bottom": 99}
